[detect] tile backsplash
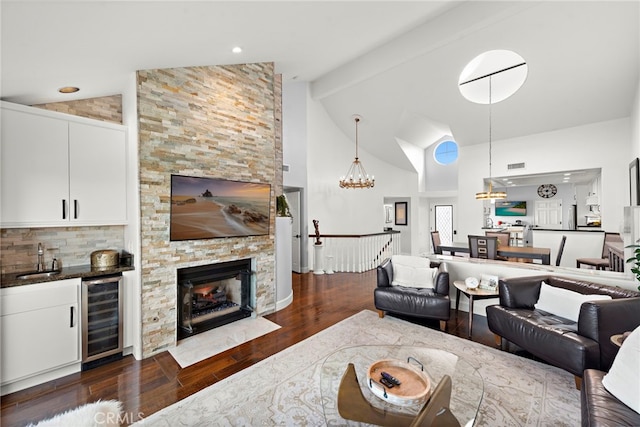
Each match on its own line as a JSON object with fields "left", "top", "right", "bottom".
{"left": 1, "top": 226, "right": 125, "bottom": 274}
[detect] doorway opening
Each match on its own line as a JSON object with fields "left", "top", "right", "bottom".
{"left": 434, "top": 205, "right": 454, "bottom": 244}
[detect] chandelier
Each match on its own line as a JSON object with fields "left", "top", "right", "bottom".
{"left": 474, "top": 76, "right": 506, "bottom": 200}
{"left": 339, "top": 116, "right": 375, "bottom": 189}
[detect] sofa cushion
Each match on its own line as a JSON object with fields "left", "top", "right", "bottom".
{"left": 535, "top": 282, "right": 611, "bottom": 322}
{"left": 602, "top": 326, "right": 640, "bottom": 414}
{"left": 391, "top": 255, "right": 437, "bottom": 289}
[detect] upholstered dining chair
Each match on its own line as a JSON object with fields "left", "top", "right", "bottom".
{"left": 576, "top": 232, "right": 621, "bottom": 270}
{"left": 468, "top": 235, "right": 498, "bottom": 260}
{"left": 485, "top": 231, "right": 510, "bottom": 261}
{"left": 431, "top": 231, "right": 442, "bottom": 255}
{"left": 485, "top": 231, "right": 510, "bottom": 246}
{"left": 556, "top": 235, "right": 567, "bottom": 266}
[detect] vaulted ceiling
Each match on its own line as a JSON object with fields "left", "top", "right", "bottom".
{"left": 2, "top": 1, "right": 638, "bottom": 173}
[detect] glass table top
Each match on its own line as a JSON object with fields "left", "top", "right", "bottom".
{"left": 320, "top": 345, "right": 483, "bottom": 426}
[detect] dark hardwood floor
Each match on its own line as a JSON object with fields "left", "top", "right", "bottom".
{"left": 1, "top": 271, "right": 497, "bottom": 426}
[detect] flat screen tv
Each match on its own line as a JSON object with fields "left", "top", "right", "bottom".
{"left": 494, "top": 200, "right": 527, "bottom": 216}
{"left": 170, "top": 175, "right": 271, "bottom": 241}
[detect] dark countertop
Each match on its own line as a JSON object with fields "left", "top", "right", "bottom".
{"left": 531, "top": 228, "right": 604, "bottom": 232}
{"left": 1, "top": 264, "right": 135, "bottom": 288}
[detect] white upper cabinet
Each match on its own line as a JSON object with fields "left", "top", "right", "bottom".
{"left": 1, "top": 101, "right": 127, "bottom": 227}
{"left": 69, "top": 122, "right": 127, "bottom": 224}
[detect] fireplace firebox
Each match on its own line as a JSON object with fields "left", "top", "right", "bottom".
{"left": 177, "top": 259, "right": 253, "bottom": 340}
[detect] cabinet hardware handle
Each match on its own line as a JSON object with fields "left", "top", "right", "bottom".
{"left": 70, "top": 306, "right": 74, "bottom": 327}
{"left": 74, "top": 200, "right": 78, "bottom": 219}
{"left": 62, "top": 200, "right": 67, "bottom": 219}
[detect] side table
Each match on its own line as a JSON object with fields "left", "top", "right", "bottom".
{"left": 453, "top": 280, "right": 499, "bottom": 339}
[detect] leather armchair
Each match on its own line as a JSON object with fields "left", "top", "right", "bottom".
{"left": 374, "top": 258, "right": 450, "bottom": 331}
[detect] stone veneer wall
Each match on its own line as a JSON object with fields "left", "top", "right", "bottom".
{"left": 137, "top": 62, "right": 282, "bottom": 357}
{"left": 33, "top": 95, "right": 123, "bottom": 124}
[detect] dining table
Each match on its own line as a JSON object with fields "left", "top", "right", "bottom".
{"left": 438, "top": 241, "right": 551, "bottom": 265}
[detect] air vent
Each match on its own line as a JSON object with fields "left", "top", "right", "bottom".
{"left": 507, "top": 162, "right": 525, "bottom": 170}
{"left": 283, "top": 164, "right": 290, "bottom": 172}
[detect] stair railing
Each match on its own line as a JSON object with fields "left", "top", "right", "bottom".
{"left": 309, "top": 230, "right": 401, "bottom": 273}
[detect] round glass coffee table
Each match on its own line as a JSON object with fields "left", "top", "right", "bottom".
{"left": 320, "top": 345, "right": 483, "bottom": 426}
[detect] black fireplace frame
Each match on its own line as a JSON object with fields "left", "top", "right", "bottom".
{"left": 177, "top": 258, "right": 253, "bottom": 340}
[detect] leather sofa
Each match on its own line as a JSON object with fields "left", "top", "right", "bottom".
{"left": 486, "top": 275, "right": 640, "bottom": 388}
{"left": 581, "top": 368, "right": 640, "bottom": 426}
{"left": 375, "top": 257, "right": 450, "bottom": 331}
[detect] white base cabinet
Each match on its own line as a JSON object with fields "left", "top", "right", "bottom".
{"left": 1, "top": 278, "right": 81, "bottom": 395}
{"left": 1, "top": 101, "right": 127, "bottom": 228}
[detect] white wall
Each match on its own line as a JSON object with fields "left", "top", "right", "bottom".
{"left": 122, "top": 73, "right": 142, "bottom": 360}
{"left": 306, "top": 96, "right": 419, "bottom": 236}
{"left": 425, "top": 142, "right": 458, "bottom": 192}
{"left": 458, "top": 118, "right": 631, "bottom": 239}
{"left": 282, "top": 82, "right": 308, "bottom": 189}
{"left": 632, "top": 77, "right": 640, "bottom": 160}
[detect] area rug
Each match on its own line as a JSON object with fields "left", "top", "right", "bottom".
{"left": 168, "top": 316, "right": 281, "bottom": 368}
{"left": 27, "top": 400, "right": 122, "bottom": 427}
{"left": 135, "top": 310, "right": 580, "bottom": 426}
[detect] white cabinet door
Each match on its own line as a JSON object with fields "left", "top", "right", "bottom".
{"left": 534, "top": 200, "right": 563, "bottom": 229}
{"left": 1, "top": 279, "right": 80, "bottom": 384}
{"left": 69, "top": 122, "right": 127, "bottom": 224}
{"left": 1, "top": 108, "right": 70, "bottom": 225}
{"left": 1, "top": 102, "right": 128, "bottom": 227}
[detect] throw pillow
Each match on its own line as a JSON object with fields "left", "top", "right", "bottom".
{"left": 602, "top": 326, "right": 640, "bottom": 414}
{"left": 534, "top": 282, "right": 612, "bottom": 322}
{"left": 391, "top": 255, "right": 437, "bottom": 289}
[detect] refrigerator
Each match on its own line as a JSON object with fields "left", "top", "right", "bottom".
{"left": 567, "top": 204, "right": 577, "bottom": 230}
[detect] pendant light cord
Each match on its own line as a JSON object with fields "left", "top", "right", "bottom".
{"left": 355, "top": 117, "right": 360, "bottom": 161}
{"left": 488, "top": 76, "right": 493, "bottom": 184}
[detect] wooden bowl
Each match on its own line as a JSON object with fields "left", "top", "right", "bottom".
{"left": 367, "top": 359, "right": 431, "bottom": 407}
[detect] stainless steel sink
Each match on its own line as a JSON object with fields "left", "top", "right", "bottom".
{"left": 16, "top": 270, "right": 62, "bottom": 280}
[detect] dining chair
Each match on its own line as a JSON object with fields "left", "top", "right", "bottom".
{"left": 576, "top": 232, "right": 621, "bottom": 270}
{"left": 555, "top": 235, "right": 567, "bottom": 266}
{"left": 485, "top": 231, "right": 510, "bottom": 247}
{"left": 484, "top": 231, "right": 510, "bottom": 261}
{"left": 431, "top": 231, "right": 442, "bottom": 255}
{"left": 468, "top": 235, "right": 498, "bottom": 260}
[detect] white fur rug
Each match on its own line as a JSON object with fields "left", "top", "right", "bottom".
{"left": 135, "top": 310, "right": 581, "bottom": 426}
{"left": 27, "top": 400, "right": 122, "bottom": 427}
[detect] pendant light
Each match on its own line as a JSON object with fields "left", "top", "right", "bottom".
{"left": 475, "top": 76, "right": 506, "bottom": 200}
{"left": 339, "top": 116, "right": 375, "bottom": 189}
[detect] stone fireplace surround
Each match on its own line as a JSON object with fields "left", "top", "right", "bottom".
{"left": 137, "top": 62, "right": 282, "bottom": 358}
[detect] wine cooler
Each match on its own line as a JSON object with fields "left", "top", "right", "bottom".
{"left": 81, "top": 274, "right": 123, "bottom": 370}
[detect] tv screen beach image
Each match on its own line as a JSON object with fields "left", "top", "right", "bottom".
{"left": 170, "top": 175, "right": 271, "bottom": 241}
{"left": 494, "top": 201, "right": 527, "bottom": 216}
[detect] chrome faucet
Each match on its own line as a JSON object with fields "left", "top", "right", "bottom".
{"left": 37, "top": 243, "right": 45, "bottom": 272}
{"left": 485, "top": 217, "right": 494, "bottom": 228}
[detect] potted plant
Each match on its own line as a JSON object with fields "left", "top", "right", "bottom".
{"left": 625, "top": 243, "right": 640, "bottom": 291}
{"left": 276, "top": 195, "right": 292, "bottom": 218}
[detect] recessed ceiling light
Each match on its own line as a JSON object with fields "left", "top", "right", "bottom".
{"left": 232, "top": 46, "right": 242, "bottom": 54}
{"left": 59, "top": 86, "right": 79, "bottom": 94}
